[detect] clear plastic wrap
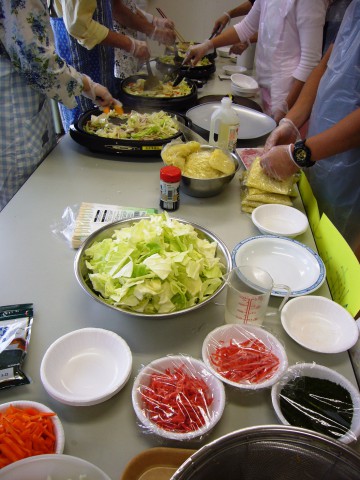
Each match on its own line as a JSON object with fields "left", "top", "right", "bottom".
{"left": 271, "top": 363, "right": 360, "bottom": 444}
{"left": 202, "top": 324, "right": 288, "bottom": 391}
{"left": 132, "top": 355, "right": 226, "bottom": 441}
{"left": 0, "top": 304, "right": 33, "bottom": 389}
{"left": 51, "top": 202, "right": 157, "bottom": 248}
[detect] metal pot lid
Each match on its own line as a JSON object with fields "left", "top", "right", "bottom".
{"left": 186, "top": 102, "right": 276, "bottom": 140}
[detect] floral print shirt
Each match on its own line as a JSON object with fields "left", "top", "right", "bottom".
{"left": 0, "top": 0, "right": 84, "bottom": 108}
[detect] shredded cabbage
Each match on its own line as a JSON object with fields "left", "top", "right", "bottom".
{"left": 84, "top": 213, "right": 225, "bottom": 314}
{"left": 84, "top": 110, "right": 179, "bottom": 140}
{"left": 123, "top": 78, "right": 192, "bottom": 98}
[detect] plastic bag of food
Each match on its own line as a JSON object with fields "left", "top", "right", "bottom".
{"left": 51, "top": 202, "right": 158, "bottom": 249}
{"left": 0, "top": 304, "right": 33, "bottom": 389}
{"left": 244, "top": 157, "right": 297, "bottom": 195}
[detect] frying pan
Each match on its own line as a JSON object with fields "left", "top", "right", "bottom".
{"left": 69, "top": 107, "right": 191, "bottom": 157}
{"left": 118, "top": 75, "right": 198, "bottom": 114}
{"left": 155, "top": 56, "right": 216, "bottom": 81}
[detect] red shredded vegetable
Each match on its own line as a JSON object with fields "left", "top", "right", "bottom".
{"left": 0, "top": 405, "right": 56, "bottom": 468}
{"left": 141, "top": 365, "right": 213, "bottom": 433}
{"left": 210, "top": 338, "right": 280, "bottom": 384}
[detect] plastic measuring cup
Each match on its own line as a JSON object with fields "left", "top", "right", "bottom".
{"left": 224, "top": 265, "right": 291, "bottom": 325}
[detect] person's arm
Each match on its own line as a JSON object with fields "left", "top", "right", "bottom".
{"left": 112, "top": 1, "right": 154, "bottom": 37}
{"left": 285, "top": 1, "right": 328, "bottom": 111}
{"left": 212, "top": 1, "right": 254, "bottom": 35}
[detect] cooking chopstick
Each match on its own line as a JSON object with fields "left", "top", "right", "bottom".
{"left": 156, "top": 7, "right": 186, "bottom": 43}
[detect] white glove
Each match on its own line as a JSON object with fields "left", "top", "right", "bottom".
{"left": 128, "top": 38, "right": 150, "bottom": 60}
{"left": 153, "top": 16, "right": 175, "bottom": 29}
{"left": 150, "top": 26, "right": 176, "bottom": 45}
{"left": 260, "top": 145, "right": 300, "bottom": 181}
{"left": 82, "top": 75, "right": 115, "bottom": 108}
{"left": 264, "top": 118, "right": 301, "bottom": 152}
{"left": 184, "top": 40, "right": 214, "bottom": 66}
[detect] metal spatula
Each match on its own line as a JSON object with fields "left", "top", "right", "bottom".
{"left": 144, "top": 61, "right": 160, "bottom": 90}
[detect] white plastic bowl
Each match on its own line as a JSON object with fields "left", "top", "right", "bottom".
{"left": 202, "top": 324, "right": 288, "bottom": 390}
{"left": 217, "top": 46, "right": 233, "bottom": 58}
{"left": 132, "top": 355, "right": 225, "bottom": 441}
{"left": 271, "top": 363, "right": 360, "bottom": 444}
{"left": 251, "top": 204, "right": 309, "bottom": 237}
{"left": 0, "top": 454, "right": 112, "bottom": 480}
{"left": 281, "top": 296, "right": 359, "bottom": 353}
{"left": 40, "top": 327, "right": 132, "bottom": 406}
{"left": 0, "top": 401, "right": 65, "bottom": 462}
{"left": 231, "top": 73, "right": 259, "bottom": 91}
{"left": 223, "top": 65, "right": 247, "bottom": 75}
{"left": 231, "top": 84, "right": 258, "bottom": 98}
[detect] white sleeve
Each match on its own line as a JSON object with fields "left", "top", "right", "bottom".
{"left": 233, "top": 0, "right": 261, "bottom": 43}
{"left": 292, "top": 0, "right": 328, "bottom": 82}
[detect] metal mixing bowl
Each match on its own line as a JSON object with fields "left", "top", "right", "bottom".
{"left": 74, "top": 216, "right": 231, "bottom": 318}
{"left": 171, "top": 425, "right": 360, "bottom": 480}
{"left": 163, "top": 145, "right": 240, "bottom": 198}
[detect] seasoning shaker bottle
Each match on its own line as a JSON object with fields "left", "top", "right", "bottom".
{"left": 209, "top": 97, "right": 240, "bottom": 151}
{"left": 160, "top": 165, "right": 181, "bottom": 211}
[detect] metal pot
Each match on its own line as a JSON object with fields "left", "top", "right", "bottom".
{"left": 69, "top": 107, "right": 191, "bottom": 157}
{"left": 171, "top": 425, "right": 360, "bottom": 480}
{"left": 155, "top": 57, "right": 216, "bottom": 81}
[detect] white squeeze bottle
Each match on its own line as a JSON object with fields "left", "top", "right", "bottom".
{"left": 209, "top": 97, "right": 240, "bottom": 151}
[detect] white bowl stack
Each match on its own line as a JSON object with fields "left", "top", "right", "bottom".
{"left": 231, "top": 73, "right": 259, "bottom": 97}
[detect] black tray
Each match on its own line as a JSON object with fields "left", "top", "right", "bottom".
{"left": 70, "top": 107, "right": 191, "bottom": 157}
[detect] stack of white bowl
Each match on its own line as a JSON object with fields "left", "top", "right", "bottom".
{"left": 231, "top": 73, "right": 259, "bottom": 97}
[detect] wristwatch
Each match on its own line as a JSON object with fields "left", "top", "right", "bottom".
{"left": 291, "top": 140, "right": 315, "bottom": 168}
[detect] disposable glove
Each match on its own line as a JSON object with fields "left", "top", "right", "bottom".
{"left": 264, "top": 118, "right": 301, "bottom": 152}
{"left": 82, "top": 75, "right": 116, "bottom": 108}
{"left": 184, "top": 40, "right": 214, "bottom": 66}
{"left": 150, "top": 26, "right": 176, "bottom": 45}
{"left": 129, "top": 38, "right": 150, "bottom": 60}
{"left": 260, "top": 145, "right": 300, "bottom": 181}
{"left": 153, "top": 16, "right": 175, "bottom": 29}
{"left": 230, "top": 42, "right": 249, "bottom": 56}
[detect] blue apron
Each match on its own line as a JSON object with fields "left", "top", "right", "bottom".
{"left": 50, "top": 0, "right": 115, "bottom": 132}
{"left": 307, "top": 0, "right": 360, "bottom": 254}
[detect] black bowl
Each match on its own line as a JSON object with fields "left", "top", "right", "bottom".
{"left": 70, "top": 107, "right": 191, "bottom": 157}
{"left": 118, "top": 75, "right": 197, "bottom": 114}
{"left": 155, "top": 56, "right": 216, "bottom": 80}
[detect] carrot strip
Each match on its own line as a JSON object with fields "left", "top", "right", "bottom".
{"left": 0, "top": 405, "right": 57, "bottom": 468}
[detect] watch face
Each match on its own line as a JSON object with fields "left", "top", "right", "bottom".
{"left": 293, "top": 141, "right": 314, "bottom": 168}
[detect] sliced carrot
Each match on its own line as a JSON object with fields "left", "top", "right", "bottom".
{"left": 0, "top": 405, "right": 57, "bottom": 468}
{"left": 114, "top": 104, "right": 124, "bottom": 114}
{"left": 102, "top": 106, "right": 110, "bottom": 114}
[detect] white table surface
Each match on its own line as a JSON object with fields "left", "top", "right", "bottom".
{"left": 0, "top": 58, "right": 359, "bottom": 479}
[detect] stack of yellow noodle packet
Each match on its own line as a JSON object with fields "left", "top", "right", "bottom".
{"left": 240, "top": 157, "right": 299, "bottom": 213}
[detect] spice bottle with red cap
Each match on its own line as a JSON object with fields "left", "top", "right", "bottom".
{"left": 160, "top": 166, "right": 181, "bottom": 211}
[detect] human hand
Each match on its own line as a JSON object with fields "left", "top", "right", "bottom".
{"left": 212, "top": 13, "right": 230, "bottom": 35}
{"left": 153, "top": 16, "right": 175, "bottom": 29}
{"left": 184, "top": 40, "right": 214, "bottom": 66}
{"left": 82, "top": 75, "right": 117, "bottom": 108}
{"left": 264, "top": 118, "right": 301, "bottom": 152}
{"left": 260, "top": 145, "right": 300, "bottom": 181}
{"left": 230, "top": 42, "right": 248, "bottom": 56}
{"left": 151, "top": 26, "right": 176, "bottom": 45}
{"left": 129, "top": 38, "right": 150, "bottom": 60}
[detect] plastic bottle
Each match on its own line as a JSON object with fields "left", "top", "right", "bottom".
{"left": 209, "top": 97, "right": 240, "bottom": 151}
{"left": 160, "top": 166, "right": 181, "bottom": 211}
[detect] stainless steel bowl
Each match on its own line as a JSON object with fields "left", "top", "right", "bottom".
{"left": 171, "top": 425, "right": 360, "bottom": 480}
{"left": 74, "top": 216, "right": 231, "bottom": 318}
{"left": 163, "top": 145, "right": 240, "bottom": 198}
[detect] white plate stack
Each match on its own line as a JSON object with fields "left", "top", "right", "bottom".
{"left": 231, "top": 73, "right": 259, "bottom": 97}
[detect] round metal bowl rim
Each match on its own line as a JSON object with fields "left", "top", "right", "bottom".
{"left": 74, "top": 217, "right": 231, "bottom": 318}
{"left": 171, "top": 425, "right": 360, "bottom": 479}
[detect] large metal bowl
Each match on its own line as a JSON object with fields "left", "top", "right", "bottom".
{"left": 74, "top": 217, "right": 231, "bottom": 318}
{"left": 171, "top": 425, "right": 360, "bottom": 480}
{"left": 162, "top": 145, "right": 240, "bottom": 198}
